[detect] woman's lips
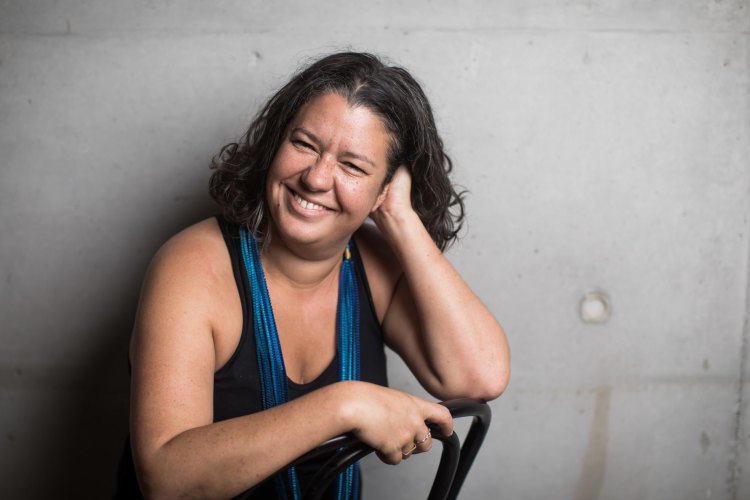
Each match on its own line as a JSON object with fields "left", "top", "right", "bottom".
{"left": 286, "top": 186, "right": 334, "bottom": 213}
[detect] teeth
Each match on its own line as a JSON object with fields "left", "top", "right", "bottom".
{"left": 293, "top": 192, "right": 326, "bottom": 211}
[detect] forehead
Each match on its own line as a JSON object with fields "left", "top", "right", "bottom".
{"left": 290, "top": 93, "right": 392, "bottom": 158}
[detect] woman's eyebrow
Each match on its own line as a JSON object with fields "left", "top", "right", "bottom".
{"left": 340, "top": 150, "right": 375, "bottom": 167}
{"left": 292, "top": 126, "right": 375, "bottom": 167}
{"left": 291, "top": 126, "right": 321, "bottom": 145}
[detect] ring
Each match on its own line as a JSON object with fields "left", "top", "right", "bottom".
{"left": 415, "top": 429, "right": 431, "bottom": 445}
{"left": 402, "top": 443, "right": 417, "bottom": 458}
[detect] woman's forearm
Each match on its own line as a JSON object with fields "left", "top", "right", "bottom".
{"left": 134, "top": 382, "right": 353, "bottom": 499}
{"left": 377, "top": 209, "right": 510, "bottom": 400}
{"left": 134, "top": 379, "right": 454, "bottom": 499}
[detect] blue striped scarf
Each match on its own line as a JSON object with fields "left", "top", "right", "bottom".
{"left": 239, "top": 228, "right": 361, "bottom": 500}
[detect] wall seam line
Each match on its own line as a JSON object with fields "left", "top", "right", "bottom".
{"left": 728, "top": 36, "right": 750, "bottom": 498}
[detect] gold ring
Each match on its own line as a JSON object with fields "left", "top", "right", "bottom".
{"left": 402, "top": 443, "right": 417, "bottom": 457}
{"left": 415, "top": 429, "right": 431, "bottom": 445}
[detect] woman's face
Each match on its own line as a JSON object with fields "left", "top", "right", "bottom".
{"left": 266, "top": 92, "right": 391, "bottom": 253}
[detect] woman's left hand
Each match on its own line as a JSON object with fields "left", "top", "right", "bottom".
{"left": 370, "top": 165, "right": 415, "bottom": 233}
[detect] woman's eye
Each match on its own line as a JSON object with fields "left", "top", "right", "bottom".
{"left": 344, "top": 162, "right": 365, "bottom": 174}
{"left": 293, "top": 139, "right": 315, "bottom": 151}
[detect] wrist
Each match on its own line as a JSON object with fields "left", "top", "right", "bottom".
{"left": 332, "top": 381, "right": 364, "bottom": 433}
{"left": 374, "top": 207, "right": 423, "bottom": 243}
{"left": 377, "top": 200, "right": 416, "bottom": 222}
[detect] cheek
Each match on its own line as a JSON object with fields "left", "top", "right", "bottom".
{"left": 342, "top": 179, "right": 383, "bottom": 211}
{"left": 269, "top": 143, "right": 305, "bottom": 178}
{"left": 268, "top": 158, "right": 289, "bottom": 181}
{"left": 265, "top": 164, "right": 286, "bottom": 210}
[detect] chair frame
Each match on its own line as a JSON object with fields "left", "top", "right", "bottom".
{"left": 292, "top": 398, "right": 492, "bottom": 500}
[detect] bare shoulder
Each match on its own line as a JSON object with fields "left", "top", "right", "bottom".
{"left": 354, "top": 223, "right": 403, "bottom": 322}
{"left": 151, "top": 217, "right": 227, "bottom": 278}
{"left": 132, "top": 217, "right": 236, "bottom": 360}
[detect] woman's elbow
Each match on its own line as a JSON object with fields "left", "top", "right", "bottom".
{"left": 436, "top": 363, "right": 510, "bottom": 402}
{"left": 465, "top": 366, "right": 509, "bottom": 401}
{"left": 482, "top": 341, "right": 511, "bottom": 400}
{"left": 468, "top": 349, "right": 511, "bottom": 401}
{"left": 459, "top": 327, "right": 510, "bottom": 401}
{"left": 135, "top": 456, "right": 210, "bottom": 500}
{"left": 135, "top": 466, "right": 166, "bottom": 500}
{"left": 482, "top": 365, "right": 510, "bottom": 401}
{"left": 135, "top": 463, "right": 174, "bottom": 500}
{"left": 138, "top": 474, "right": 212, "bottom": 500}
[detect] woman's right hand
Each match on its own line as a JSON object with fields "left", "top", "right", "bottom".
{"left": 338, "top": 381, "right": 454, "bottom": 464}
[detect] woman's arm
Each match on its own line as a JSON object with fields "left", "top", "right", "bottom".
{"left": 129, "top": 221, "right": 452, "bottom": 499}
{"left": 367, "top": 166, "right": 510, "bottom": 401}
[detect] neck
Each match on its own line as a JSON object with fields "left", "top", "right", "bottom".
{"left": 261, "top": 230, "right": 348, "bottom": 290}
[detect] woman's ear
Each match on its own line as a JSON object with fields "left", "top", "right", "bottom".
{"left": 371, "top": 183, "right": 390, "bottom": 213}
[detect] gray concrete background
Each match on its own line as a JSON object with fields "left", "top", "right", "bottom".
{"left": 0, "top": 1, "right": 748, "bottom": 498}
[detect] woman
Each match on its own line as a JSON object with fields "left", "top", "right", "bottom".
{"left": 117, "top": 52, "right": 509, "bottom": 499}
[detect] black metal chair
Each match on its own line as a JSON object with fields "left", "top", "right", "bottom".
{"left": 292, "top": 399, "right": 492, "bottom": 500}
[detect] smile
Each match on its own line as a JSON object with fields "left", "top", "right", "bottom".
{"left": 288, "top": 187, "right": 333, "bottom": 212}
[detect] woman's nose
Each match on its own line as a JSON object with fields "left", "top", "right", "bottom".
{"left": 300, "top": 156, "right": 335, "bottom": 192}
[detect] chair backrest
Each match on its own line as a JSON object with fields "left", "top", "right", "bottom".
{"left": 292, "top": 398, "right": 492, "bottom": 500}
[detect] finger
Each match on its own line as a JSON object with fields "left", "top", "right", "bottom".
{"left": 377, "top": 450, "right": 402, "bottom": 466}
{"left": 424, "top": 403, "right": 454, "bottom": 437}
{"left": 401, "top": 442, "right": 417, "bottom": 459}
{"left": 397, "top": 163, "right": 413, "bottom": 176}
{"left": 413, "top": 427, "right": 432, "bottom": 454}
{"left": 395, "top": 164, "right": 412, "bottom": 186}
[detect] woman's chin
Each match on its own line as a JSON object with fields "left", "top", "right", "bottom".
{"left": 272, "top": 218, "right": 360, "bottom": 256}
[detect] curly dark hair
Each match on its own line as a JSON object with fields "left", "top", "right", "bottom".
{"left": 209, "top": 51, "right": 465, "bottom": 251}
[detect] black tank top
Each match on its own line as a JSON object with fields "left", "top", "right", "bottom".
{"left": 115, "top": 218, "right": 388, "bottom": 499}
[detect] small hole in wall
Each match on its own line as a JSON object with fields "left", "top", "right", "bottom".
{"left": 580, "top": 291, "right": 611, "bottom": 324}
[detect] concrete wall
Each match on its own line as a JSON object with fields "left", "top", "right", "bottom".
{"left": 1, "top": 1, "right": 748, "bottom": 498}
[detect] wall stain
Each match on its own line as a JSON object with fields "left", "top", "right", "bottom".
{"left": 700, "top": 431, "right": 710, "bottom": 455}
{"left": 249, "top": 50, "right": 262, "bottom": 67}
{"left": 574, "top": 386, "right": 611, "bottom": 500}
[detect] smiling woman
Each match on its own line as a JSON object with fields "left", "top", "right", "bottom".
{"left": 266, "top": 93, "right": 392, "bottom": 254}
{"left": 115, "top": 52, "right": 509, "bottom": 500}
